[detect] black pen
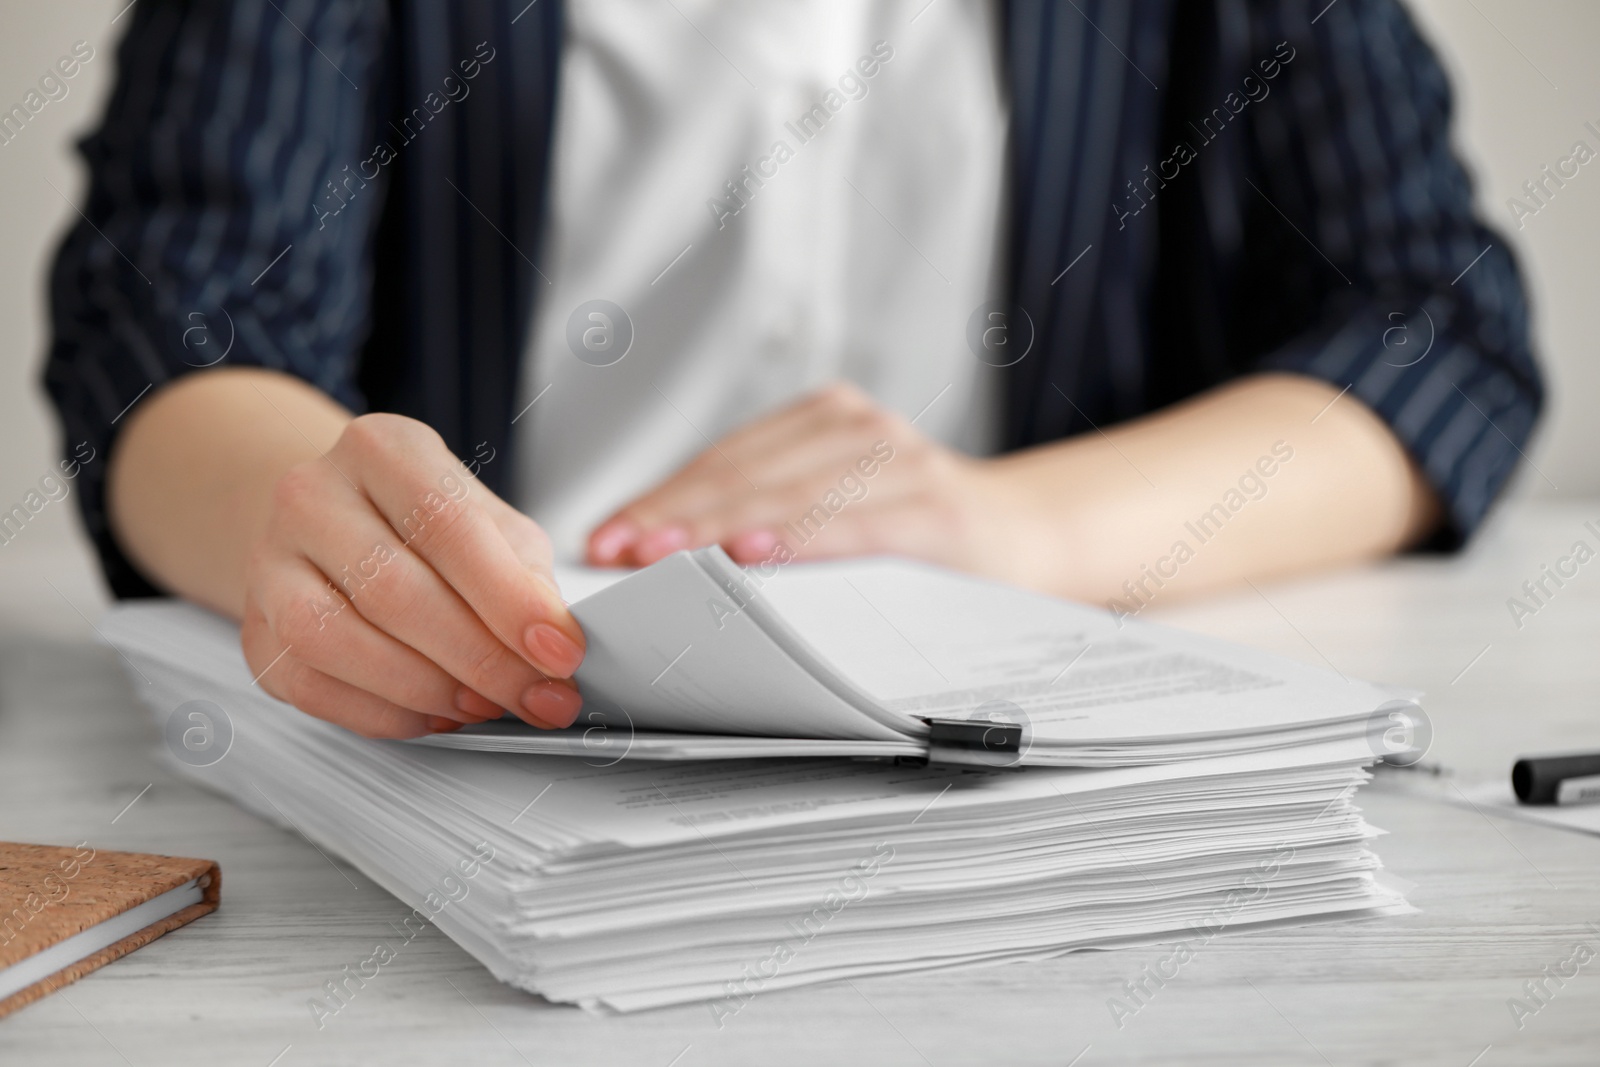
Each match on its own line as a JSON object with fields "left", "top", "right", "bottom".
{"left": 1512, "top": 752, "right": 1600, "bottom": 806}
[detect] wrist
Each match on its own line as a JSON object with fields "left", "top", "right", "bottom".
{"left": 109, "top": 369, "right": 353, "bottom": 617}
{"left": 954, "top": 451, "right": 1074, "bottom": 592}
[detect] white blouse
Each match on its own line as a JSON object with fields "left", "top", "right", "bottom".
{"left": 510, "top": 0, "right": 1008, "bottom": 559}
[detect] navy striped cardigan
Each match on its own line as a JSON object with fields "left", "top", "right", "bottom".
{"left": 44, "top": 0, "right": 1543, "bottom": 598}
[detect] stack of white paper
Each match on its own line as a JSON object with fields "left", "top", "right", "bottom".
{"left": 417, "top": 550, "right": 1420, "bottom": 766}
{"left": 98, "top": 555, "right": 1413, "bottom": 1012}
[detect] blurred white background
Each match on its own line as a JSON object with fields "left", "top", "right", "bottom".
{"left": 1, "top": 1, "right": 1596, "bottom": 601}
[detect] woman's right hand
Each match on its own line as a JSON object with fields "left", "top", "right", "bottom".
{"left": 238, "top": 412, "right": 585, "bottom": 739}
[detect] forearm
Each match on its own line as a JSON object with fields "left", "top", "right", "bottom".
{"left": 987, "top": 373, "right": 1440, "bottom": 605}
{"left": 107, "top": 368, "right": 355, "bottom": 618}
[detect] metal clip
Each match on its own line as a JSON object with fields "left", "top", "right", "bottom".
{"left": 922, "top": 717, "right": 1023, "bottom": 767}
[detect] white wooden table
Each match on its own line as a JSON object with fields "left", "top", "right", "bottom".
{"left": 3, "top": 500, "right": 1598, "bottom": 1065}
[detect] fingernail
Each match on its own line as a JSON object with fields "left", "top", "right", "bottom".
{"left": 525, "top": 623, "right": 584, "bottom": 676}
{"left": 728, "top": 528, "right": 780, "bottom": 562}
{"left": 633, "top": 525, "right": 690, "bottom": 564}
{"left": 455, "top": 687, "right": 502, "bottom": 718}
{"left": 427, "top": 716, "right": 464, "bottom": 732}
{"left": 590, "top": 521, "right": 638, "bottom": 564}
{"left": 521, "top": 681, "right": 582, "bottom": 729}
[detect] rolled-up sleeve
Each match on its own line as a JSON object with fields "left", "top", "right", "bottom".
{"left": 43, "top": 0, "right": 389, "bottom": 597}
{"left": 1245, "top": 0, "right": 1543, "bottom": 548}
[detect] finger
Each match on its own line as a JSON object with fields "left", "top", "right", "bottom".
{"left": 641, "top": 404, "right": 877, "bottom": 523}
{"left": 274, "top": 660, "right": 436, "bottom": 739}
{"left": 588, "top": 383, "right": 877, "bottom": 563}
{"left": 242, "top": 602, "right": 436, "bottom": 739}
{"left": 340, "top": 416, "right": 585, "bottom": 677}
{"left": 309, "top": 530, "right": 579, "bottom": 727}
{"left": 736, "top": 494, "right": 955, "bottom": 564}
{"left": 626, "top": 429, "right": 913, "bottom": 567}
{"left": 589, "top": 448, "right": 748, "bottom": 564}
{"left": 672, "top": 465, "right": 924, "bottom": 565}
{"left": 596, "top": 421, "right": 897, "bottom": 566}
{"left": 484, "top": 494, "right": 565, "bottom": 602}
{"left": 265, "top": 554, "right": 504, "bottom": 724}
{"left": 268, "top": 463, "right": 578, "bottom": 726}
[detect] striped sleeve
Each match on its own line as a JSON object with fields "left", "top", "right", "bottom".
{"left": 1244, "top": 0, "right": 1543, "bottom": 548}
{"left": 42, "top": 0, "right": 390, "bottom": 596}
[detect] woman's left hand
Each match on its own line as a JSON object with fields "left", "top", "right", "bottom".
{"left": 585, "top": 382, "right": 1030, "bottom": 575}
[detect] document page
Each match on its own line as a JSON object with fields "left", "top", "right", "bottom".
{"left": 107, "top": 550, "right": 1407, "bottom": 764}
{"left": 394, "top": 731, "right": 1379, "bottom": 850}
{"left": 752, "top": 557, "right": 1405, "bottom": 745}
{"left": 568, "top": 553, "right": 911, "bottom": 741}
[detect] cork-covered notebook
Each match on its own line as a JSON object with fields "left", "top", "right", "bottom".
{"left": 0, "top": 842, "right": 220, "bottom": 1018}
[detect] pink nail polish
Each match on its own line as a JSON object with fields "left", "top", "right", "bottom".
{"left": 526, "top": 623, "right": 584, "bottom": 676}
{"left": 728, "top": 528, "right": 780, "bottom": 562}
{"left": 634, "top": 525, "right": 690, "bottom": 564}
{"left": 521, "top": 682, "right": 582, "bottom": 729}
{"left": 590, "top": 521, "right": 638, "bottom": 564}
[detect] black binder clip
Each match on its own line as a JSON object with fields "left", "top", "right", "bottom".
{"left": 921, "top": 717, "right": 1024, "bottom": 767}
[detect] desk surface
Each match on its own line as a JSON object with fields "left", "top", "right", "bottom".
{"left": 2, "top": 500, "right": 1598, "bottom": 1066}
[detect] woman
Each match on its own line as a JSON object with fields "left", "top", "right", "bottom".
{"left": 45, "top": 0, "right": 1541, "bottom": 739}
